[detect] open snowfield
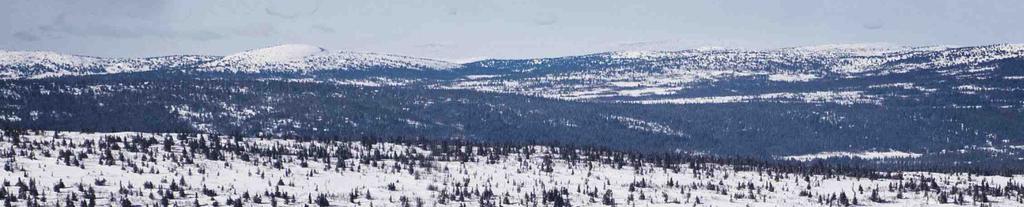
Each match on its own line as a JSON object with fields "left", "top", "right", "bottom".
{"left": 2, "top": 131, "right": 1023, "bottom": 206}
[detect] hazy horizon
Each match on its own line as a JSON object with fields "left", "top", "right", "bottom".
{"left": 3, "top": 0, "right": 1023, "bottom": 61}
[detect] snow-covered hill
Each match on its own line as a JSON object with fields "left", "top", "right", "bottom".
{"left": 441, "top": 44, "right": 1024, "bottom": 105}
{"left": 0, "top": 51, "right": 216, "bottom": 79}
{"left": 0, "top": 44, "right": 462, "bottom": 79}
{"left": 198, "top": 44, "right": 463, "bottom": 73}
{"left": 3, "top": 130, "right": 1022, "bottom": 206}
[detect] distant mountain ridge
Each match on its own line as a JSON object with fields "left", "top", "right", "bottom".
{"left": 0, "top": 50, "right": 217, "bottom": 79}
{"left": 4, "top": 43, "right": 1023, "bottom": 106}
{"left": 199, "top": 44, "right": 463, "bottom": 73}
{"left": 0, "top": 44, "right": 465, "bottom": 79}
{"left": 4, "top": 43, "right": 1024, "bottom": 111}
{"left": 3, "top": 43, "right": 1022, "bottom": 79}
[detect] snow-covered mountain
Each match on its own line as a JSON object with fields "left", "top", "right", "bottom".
{"left": 198, "top": 44, "right": 463, "bottom": 73}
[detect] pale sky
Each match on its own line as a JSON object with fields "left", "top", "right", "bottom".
{"left": 2, "top": 0, "right": 1023, "bottom": 61}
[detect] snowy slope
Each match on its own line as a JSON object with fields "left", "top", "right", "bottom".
{"left": 3, "top": 130, "right": 1022, "bottom": 206}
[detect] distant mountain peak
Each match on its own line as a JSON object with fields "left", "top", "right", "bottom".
{"left": 222, "top": 44, "right": 328, "bottom": 65}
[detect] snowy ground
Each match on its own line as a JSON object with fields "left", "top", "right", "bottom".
{"left": 2, "top": 131, "right": 1022, "bottom": 206}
